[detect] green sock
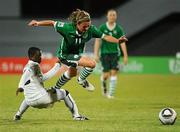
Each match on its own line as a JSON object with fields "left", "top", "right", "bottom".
{"left": 101, "top": 76, "right": 107, "bottom": 94}
{"left": 78, "top": 67, "right": 93, "bottom": 81}
{"left": 54, "top": 71, "right": 70, "bottom": 89}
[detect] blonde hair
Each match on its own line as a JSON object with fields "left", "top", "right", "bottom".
{"left": 107, "top": 9, "right": 117, "bottom": 15}
{"left": 69, "top": 9, "right": 91, "bottom": 25}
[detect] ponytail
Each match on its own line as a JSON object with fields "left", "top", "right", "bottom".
{"left": 69, "top": 9, "right": 91, "bottom": 25}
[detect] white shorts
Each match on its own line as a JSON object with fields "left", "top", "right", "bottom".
{"left": 26, "top": 89, "right": 66, "bottom": 109}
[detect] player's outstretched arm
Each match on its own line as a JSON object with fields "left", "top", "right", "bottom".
{"left": 118, "top": 36, "right": 128, "bottom": 43}
{"left": 94, "top": 38, "right": 101, "bottom": 62}
{"left": 103, "top": 35, "right": 128, "bottom": 44}
{"left": 28, "top": 20, "right": 55, "bottom": 27}
{"left": 120, "top": 42, "right": 128, "bottom": 65}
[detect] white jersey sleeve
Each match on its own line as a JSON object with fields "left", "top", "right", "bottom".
{"left": 18, "top": 68, "right": 32, "bottom": 89}
{"left": 42, "top": 63, "right": 61, "bottom": 81}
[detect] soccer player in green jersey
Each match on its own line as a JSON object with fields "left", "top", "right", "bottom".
{"left": 28, "top": 9, "right": 127, "bottom": 92}
{"left": 94, "top": 9, "right": 128, "bottom": 98}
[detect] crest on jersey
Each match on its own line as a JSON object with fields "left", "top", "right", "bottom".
{"left": 57, "top": 22, "right": 64, "bottom": 27}
{"left": 104, "top": 30, "right": 108, "bottom": 33}
{"left": 109, "top": 32, "right": 112, "bottom": 36}
{"left": 113, "top": 30, "right": 117, "bottom": 35}
{"left": 74, "top": 55, "right": 79, "bottom": 59}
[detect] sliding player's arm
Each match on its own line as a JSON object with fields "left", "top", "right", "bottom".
{"left": 16, "top": 69, "right": 31, "bottom": 96}
{"left": 42, "top": 63, "right": 61, "bottom": 81}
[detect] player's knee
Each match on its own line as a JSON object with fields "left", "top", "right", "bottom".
{"left": 103, "top": 73, "right": 110, "bottom": 80}
{"left": 89, "top": 60, "right": 96, "bottom": 69}
{"left": 104, "top": 76, "right": 108, "bottom": 80}
{"left": 111, "top": 72, "right": 117, "bottom": 76}
{"left": 60, "top": 89, "right": 69, "bottom": 98}
{"left": 65, "top": 90, "right": 69, "bottom": 96}
{"left": 69, "top": 72, "right": 77, "bottom": 77}
{"left": 69, "top": 67, "right": 77, "bottom": 77}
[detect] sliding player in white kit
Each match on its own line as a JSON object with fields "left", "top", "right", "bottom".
{"left": 13, "top": 47, "right": 88, "bottom": 121}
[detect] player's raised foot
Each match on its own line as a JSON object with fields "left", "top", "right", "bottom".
{"left": 13, "top": 115, "right": 21, "bottom": 121}
{"left": 73, "top": 115, "right": 89, "bottom": 121}
{"left": 78, "top": 79, "right": 95, "bottom": 91}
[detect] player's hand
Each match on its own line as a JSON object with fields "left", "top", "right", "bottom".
{"left": 118, "top": 36, "right": 128, "bottom": 44}
{"left": 123, "top": 56, "right": 128, "bottom": 65}
{"left": 28, "top": 20, "right": 39, "bottom": 26}
{"left": 95, "top": 55, "right": 100, "bottom": 62}
{"left": 16, "top": 88, "right": 24, "bottom": 96}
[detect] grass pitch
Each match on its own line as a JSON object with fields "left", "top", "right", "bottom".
{"left": 0, "top": 74, "right": 180, "bottom": 132}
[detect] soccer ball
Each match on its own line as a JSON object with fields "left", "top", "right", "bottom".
{"left": 159, "top": 108, "right": 177, "bottom": 125}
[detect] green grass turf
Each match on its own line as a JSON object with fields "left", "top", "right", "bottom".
{"left": 0, "top": 74, "right": 180, "bottom": 132}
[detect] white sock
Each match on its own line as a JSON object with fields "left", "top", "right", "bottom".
{"left": 109, "top": 76, "right": 117, "bottom": 96}
{"left": 63, "top": 91, "right": 80, "bottom": 117}
{"left": 16, "top": 99, "right": 29, "bottom": 116}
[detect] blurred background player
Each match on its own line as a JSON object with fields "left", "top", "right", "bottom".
{"left": 94, "top": 9, "right": 128, "bottom": 98}
{"left": 28, "top": 9, "right": 128, "bottom": 92}
{"left": 14, "top": 47, "right": 88, "bottom": 121}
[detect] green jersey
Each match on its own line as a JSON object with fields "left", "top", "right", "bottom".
{"left": 54, "top": 21, "right": 104, "bottom": 59}
{"left": 99, "top": 22, "right": 125, "bottom": 55}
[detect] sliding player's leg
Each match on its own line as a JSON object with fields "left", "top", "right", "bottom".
{"left": 13, "top": 99, "right": 30, "bottom": 120}
{"left": 54, "top": 88, "right": 88, "bottom": 120}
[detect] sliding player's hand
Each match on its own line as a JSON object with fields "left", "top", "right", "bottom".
{"left": 16, "top": 88, "right": 24, "bottom": 96}
{"left": 28, "top": 20, "right": 39, "bottom": 26}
